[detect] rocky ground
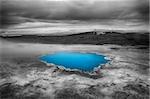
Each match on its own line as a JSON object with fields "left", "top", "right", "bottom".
{"left": 0, "top": 38, "right": 149, "bottom": 99}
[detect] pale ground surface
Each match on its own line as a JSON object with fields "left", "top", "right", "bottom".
{"left": 0, "top": 39, "right": 149, "bottom": 99}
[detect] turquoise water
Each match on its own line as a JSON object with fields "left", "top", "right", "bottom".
{"left": 40, "top": 52, "right": 109, "bottom": 72}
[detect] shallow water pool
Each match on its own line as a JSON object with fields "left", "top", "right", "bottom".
{"left": 40, "top": 52, "right": 109, "bottom": 72}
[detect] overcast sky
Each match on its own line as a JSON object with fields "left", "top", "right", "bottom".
{"left": 1, "top": 0, "right": 149, "bottom": 26}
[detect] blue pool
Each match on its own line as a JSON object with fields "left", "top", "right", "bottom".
{"left": 40, "top": 52, "right": 109, "bottom": 72}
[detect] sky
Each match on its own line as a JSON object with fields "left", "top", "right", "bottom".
{"left": 1, "top": 0, "right": 149, "bottom": 32}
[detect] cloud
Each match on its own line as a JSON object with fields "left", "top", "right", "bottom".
{"left": 1, "top": 0, "right": 149, "bottom": 26}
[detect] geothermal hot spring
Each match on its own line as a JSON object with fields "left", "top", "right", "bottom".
{"left": 40, "top": 52, "right": 109, "bottom": 72}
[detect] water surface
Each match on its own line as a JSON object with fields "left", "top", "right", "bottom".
{"left": 40, "top": 52, "right": 109, "bottom": 72}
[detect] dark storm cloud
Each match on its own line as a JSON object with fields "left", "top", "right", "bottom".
{"left": 134, "top": 0, "right": 149, "bottom": 21}
{"left": 1, "top": 0, "right": 149, "bottom": 25}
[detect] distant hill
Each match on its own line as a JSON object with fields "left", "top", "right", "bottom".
{"left": 0, "top": 31, "right": 149, "bottom": 46}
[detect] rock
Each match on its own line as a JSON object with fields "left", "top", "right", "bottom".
{"left": 0, "top": 83, "right": 22, "bottom": 99}
{"left": 123, "top": 83, "right": 149, "bottom": 95}
{"left": 54, "top": 88, "right": 88, "bottom": 99}
{"left": 112, "top": 91, "right": 129, "bottom": 99}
